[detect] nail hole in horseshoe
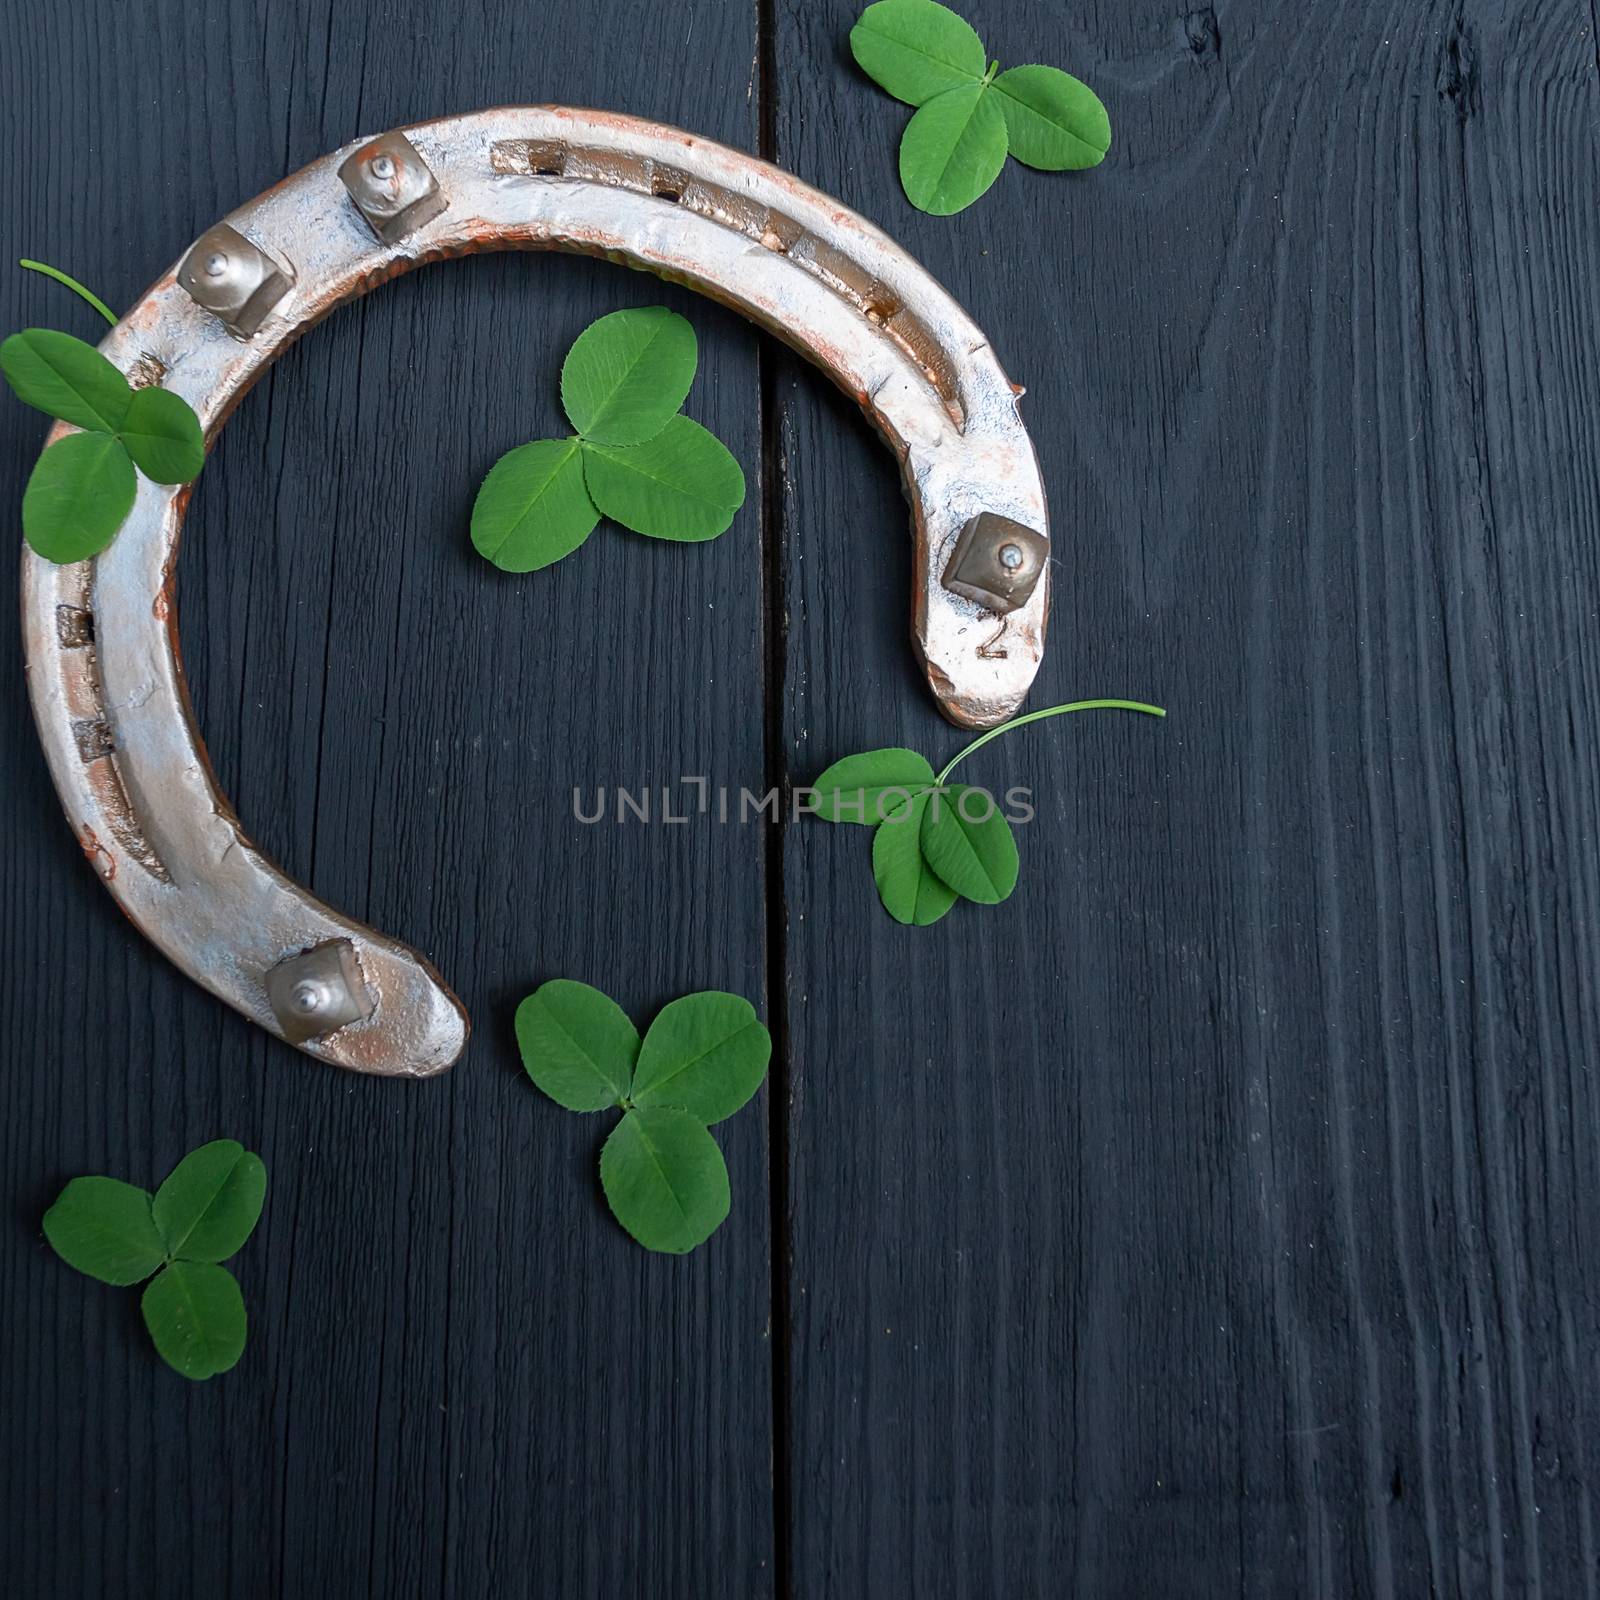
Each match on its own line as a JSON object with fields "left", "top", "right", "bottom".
{"left": 489, "top": 138, "right": 568, "bottom": 178}
{"left": 650, "top": 166, "right": 688, "bottom": 203}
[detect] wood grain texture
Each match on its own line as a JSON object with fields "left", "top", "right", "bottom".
{"left": 3, "top": 0, "right": 1600, "bottom": 1596}
{"left": 0, "top": 3, "right": 773, "bottom": 1597}
{"left": 771, "top": 0, "right": 1600, "bottom": 1595}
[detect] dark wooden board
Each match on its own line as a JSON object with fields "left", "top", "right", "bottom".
{"left": 2, "top": 0, "right": 1599, "bottom": 1595}
{"left": 0, "top": 3, "right": 773, "bottom": 1597}
{"left": 772, "top": 1, "right": 1600, "bottom": 1595}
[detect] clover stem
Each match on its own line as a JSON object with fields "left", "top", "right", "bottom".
{"left": 935, "top": 699, "right": 1166, "bottom": 785}
{"left": 18, "top": 259, "right": 118, "bottom": 327}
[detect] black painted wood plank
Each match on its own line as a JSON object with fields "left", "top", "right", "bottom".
{"left": 771, "top": 1, "right": 1600, "bottom": 1595}
{"left": 6, "top": 0, "right": 1600, "bottom": 1594}
{"left": 0, "top": 3, "right": 775, "bottom": 1597}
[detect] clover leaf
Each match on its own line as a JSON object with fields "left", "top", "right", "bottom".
{"left": 581, "top": 415, "right": 746, "bottom": 543}
{"left": 849, "top": 0, "right": 986, "bottom": 106}
{"left": 3, "top": 264, "right": 208, "bottom": 565}
{"left": 849, "top": 0, "right": 1111, "bottom": 215}
{"left": 899, "top": 75, "right": 1010, "bottom": 215}
{"left": 919, "top": 784, "right": 1019, "bottom": 903}
{"left": 471, "top": 439, "right": 599, "bottom": 571}
{"left": 42, "top": 1139, "right": 267, "bottom": 1380}
{"left": 809, "top": 747, "right": 935, "bottom": 824}
{"left": 560, "top": 305, "right": 698, "bottom": 445}
{"left": 807, "top": 700, "right": 1165, "bottom": 924}
{"left": 22, "top": 432, "right": 137, "bottom": 563}
{"left": 119, "top": 385, "right": 207, "bottom": 484}
{"left": 992, "top": 65, "right": 1112, "bottom": 171}
{"left": 151, "top": 1139, "right": 267, "bottom": 1262}
{"left": 141, "top": 1260, "right": 248, "bottom": 1381}
{"left": 601, "top": 1107, "right": 730, "bottom": 1255}
{"left": 1, "top": 327, "right": 131, "bottom": 433}
{"left": 630, "top": 991, "right": 771, "bottom": 1124}
{"left": 517, "top": 981, "right": 771, "bottom": 1254}
{"left": 515, "top": 978, "right": 639, "bottom": 1110}
{"left": 41, "top": 1175, "right": 167, "bottom": 1286}
{"left": 472, "top": 307, "right": 746, "bottom": 572}
{"left": 873, "top": 791, "right": 958, "bottom": 926}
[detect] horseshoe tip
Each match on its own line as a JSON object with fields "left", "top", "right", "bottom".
{"left": 936, "top": 689, "right": 1031, "bottom": 732}
{"left": 274, "top": 939, "right": 470, "bottom": 1078}
{"left": 921, "top": 618, "right": 1043, "bottom": 731}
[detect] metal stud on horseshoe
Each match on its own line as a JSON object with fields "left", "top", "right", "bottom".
{"left": 20, "top": 108, "right": 1053, "bottom": 1079}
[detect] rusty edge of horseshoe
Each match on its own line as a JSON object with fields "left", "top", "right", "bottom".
{"left": 19, "top": 107, "right": 1052, "bottom": 1078}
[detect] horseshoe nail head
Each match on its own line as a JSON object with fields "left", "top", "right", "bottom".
{"left": 337, "top": 131, "right": 447, "bottom": 242}
{"left": 176, "top": 223, "right": 295, "bottom": 340}
{"left": 265, "top": 940, "right": 374, "bottom": 1044}
{"left": 941, "top": 512, "right": 1049, "bottom": 615}
{"left": 22, "top": 107, "right": 1054, "bottom": 1077}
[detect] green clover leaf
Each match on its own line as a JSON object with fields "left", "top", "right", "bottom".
{"left": 899, "top": 78, "right": 1010, "bottom": 216}
{"left": 151, "top": 1139, "right": 267, "bottom": 1262}
{"left": 0, "top": 328, "right": 131, "bottom": 433}
{"left": 809, "top": 747, "right": 935, "bottom": 824}
{"left": 141, "top": 1261, "right": 248, "bottom": 1381}
{"left": 471, "top": 439, "right": 600, "bottom": 571}
{"left": 516, "top": 979, "right": 640, "bottom": 1111}
{"left": 471, "top": 308, "right": 745, "bottom": 570}
{"left": 42, "top": 1176, "right": 167, "bottom": 1286}
{"left": 631, "top": 992, "right": 771, "bottom": 1124}
{"left": 873, "top": 791, "right": 958, "bottom": 925}
{"left": 919, "top": 784, "right": 1020, "bottom": 903}
{"left": 5, "top": 266, "right": 209, "bottom": 566}
{"left": 517, "top": 982, "right": 771, "bottom": 1254}
{"left": 22, "top": 432, "right": 137, "bottom": 563}
{"left": 581, "top": 415, "right": 745, "bottom": 542}
{"left": 119, "top": 384, "right": 207, "bottom": 484}
{"left": 41, "top": 1140, "right": 267, "bottom": 1380}
{"left": 560, "top": 306, "right": 698, "bottom": 445}
{"left": 992, "top": 65, "right": 1112, "bottom": 171}
{"left": 600, "top": 1107, "right": 731, "bottom": 1255}
{"left": 849, "top": 2, "right": 1111, "bottom": 215}
{"left": 807, "top": 700, "right": 1166, "bottom": 924}
{"left": 849, "top": 0, "right": 987, "bottom": 107}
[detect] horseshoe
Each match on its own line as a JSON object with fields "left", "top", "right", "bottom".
{"left": 20, "top": 107, "right": 1052, "bottom": 1078}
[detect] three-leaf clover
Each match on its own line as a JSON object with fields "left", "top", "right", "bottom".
{"left": 808, "top": 699, "right": 1165, "bottom": 925}
{"left": 472, "top": 307, "right": 747, "bottom": 572}
{"left": 849, "top": 0, "right": 1112, "bottom": 215}
{"left": 516, "top": 980, "right": 771, "bottom": 1253}
{"left": 2, "top": 264, "right": 206, "bottom": 564}
{"left": 42, "top": 1139, "right": 267, "bottom": 1380}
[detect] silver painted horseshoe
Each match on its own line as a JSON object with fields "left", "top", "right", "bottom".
{"left": 21, "top": 107, "right": 1052, "bottom": 1078}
